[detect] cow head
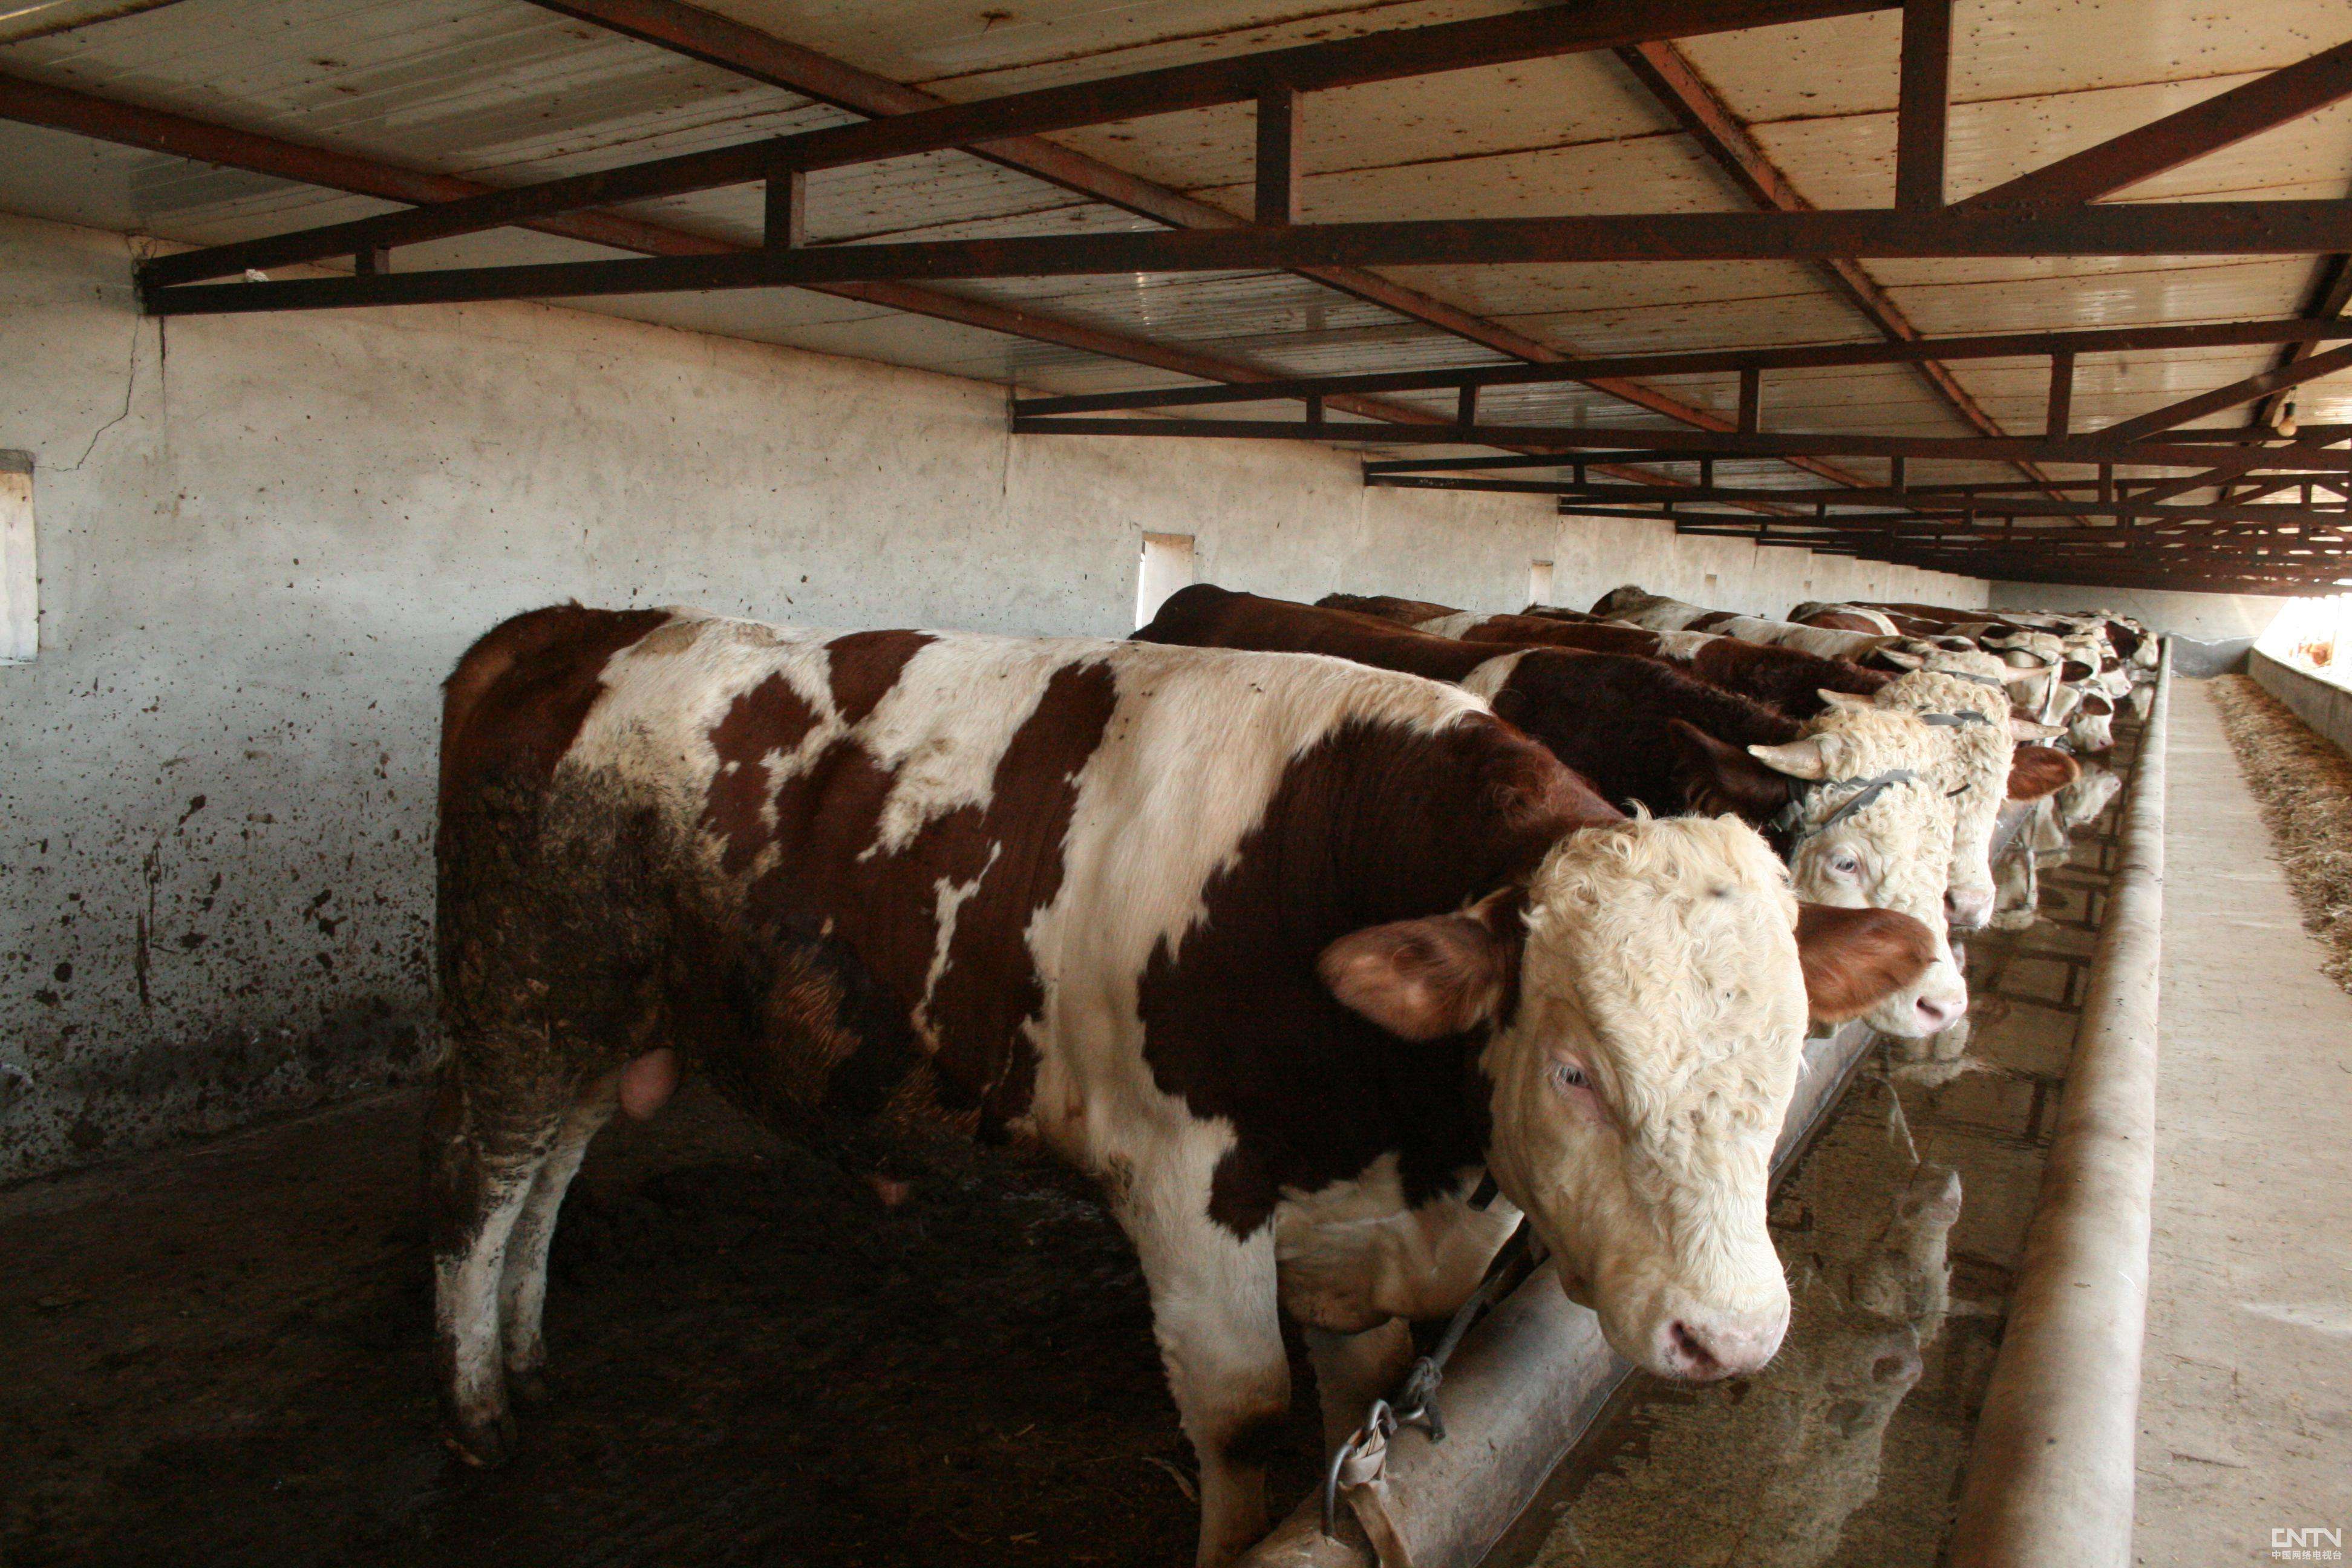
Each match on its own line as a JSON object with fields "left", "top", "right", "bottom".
{"left": 1841, "top": 671, "right": 2014, "bottom": 932}
{"left": 1320, "top": 815, "right": 1932, "bottom": 1381}
{"left": 2066, "top": 692, "right": 2115, "bottom": 754}
{"left": 1667, "top": 708, "right": 1969, "bottom": 1037}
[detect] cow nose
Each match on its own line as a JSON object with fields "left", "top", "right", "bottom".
{"left": 1661, "top": 1313, "right": 1785, "bottom": 1381}
{"left": 1946, "top": 887, "right": 1993, "bottom": 930}
{"left": 1913, "top": 988, "right": 1966, "bottom": 1032}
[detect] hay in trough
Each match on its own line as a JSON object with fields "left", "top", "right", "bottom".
{"left": 2208, "top": 675, "right": 2352, "bottom": 995}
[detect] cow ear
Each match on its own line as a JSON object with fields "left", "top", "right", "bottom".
{"left": 1999, "top": 666, "right": 2050, "bottom": 688}
{"left": 1666, "top": 718, "right": 1794, "bottom": 820}
{"left": 2007, "top": 743, "right": 2080, "bottom": 802}
{"left": 1748, "top": 734, "right": 1837, "bottom": 781}
{"left": 2010, "top": 716, "right": 2063, "bottom": 740}
{"left": 1795, "top": 903, "right": 1936, "bottom": 1022}
{"left": 1320, "top": 898, "right": 1518, "bottom": 1042}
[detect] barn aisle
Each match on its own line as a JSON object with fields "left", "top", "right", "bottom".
{"left": 2135, "top": 682, "right": 2352, "bottom": 1565}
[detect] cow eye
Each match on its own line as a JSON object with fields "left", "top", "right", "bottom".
{"left": 1829, "top": 850, "right": 1862, "bottom": 877}
{"left": 1550, "top": 1060, "right": 1590, "bottom": 1093}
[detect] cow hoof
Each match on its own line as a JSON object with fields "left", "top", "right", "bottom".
{"left": 508, "top": 1368, "right": 552, "bottom": 1407}
{"left": 443, "top": 1409, "right": 518, "bottom": 1469}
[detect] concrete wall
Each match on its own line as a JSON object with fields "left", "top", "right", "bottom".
{"left": 0, "top": 210, "right": 1979, "bottom": 1181}
{"left": 1990, "top": 582, "right": 2288, "bottom": 642}
{"left": 2249, "top": 649, "right": 2352, "bottom": 760}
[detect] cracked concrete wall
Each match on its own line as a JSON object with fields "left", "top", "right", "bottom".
{"left": 0, "top": 211, "right": 1981, "bottom": 1181}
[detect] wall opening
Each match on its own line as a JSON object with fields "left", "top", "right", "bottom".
{"left": 1529, "top": 559, "right": 1554, "bottom": 607}
{"left": 1134, "top": 532, "right": 1195, "bottom": 629}
{"left": 1, "top": 452, "right": 32, "bottom": 665}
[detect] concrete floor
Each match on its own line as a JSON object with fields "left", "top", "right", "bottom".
{"left": 2135, "top": 682, "right": 2352, "bottom": 1566}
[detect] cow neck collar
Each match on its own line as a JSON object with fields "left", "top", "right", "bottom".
{"left": 1770, "top": 766, "right": 1927, "bottom": 847}
{"left": 1919, "top": 709, "right": 1989, "bottom": 728}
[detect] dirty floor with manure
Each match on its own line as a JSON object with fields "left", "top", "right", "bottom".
{"left": 1, "top": 1079, "right": 1325, "bottom": 1567}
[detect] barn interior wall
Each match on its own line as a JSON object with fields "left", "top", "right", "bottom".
{"left": 1988, "top": 581, "right": 2288, "bottom": 642}
{"left": 0, "top": 209, "right": 1982, "bottom": 1181}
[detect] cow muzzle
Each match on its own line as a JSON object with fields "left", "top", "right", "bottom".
{"left": 1657, "top": 1307, "right": 1789, "bottom": 1381}
{"left": 1945, "top": 884, "right": 1994, "bottom": 931}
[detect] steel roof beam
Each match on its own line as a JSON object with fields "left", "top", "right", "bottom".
{"left": 1961, "top": 38, "right": 2352, "bottom": 209}
{"left": 1380, "top": 478, "right": 2346, "bottom": 524}
{"left": 1014, "top": 316, "right": 2349, "bottom": 416}
{"left": 139, "top": 201, "right": 2352, "bottom": 316}
{"left": 1007, "top": 416, "right": 2352, "bottom": 471}
{"left": 139, "top": 0, "right": 1890, "bottom": 288}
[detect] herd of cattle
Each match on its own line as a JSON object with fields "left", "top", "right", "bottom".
{"left": 422, "top": 583, "right": 2153, "bottom": 1564}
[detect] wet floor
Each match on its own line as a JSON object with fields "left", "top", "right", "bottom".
{"left": 1486, "top": 724, "right": 2142, "bottom": 1568}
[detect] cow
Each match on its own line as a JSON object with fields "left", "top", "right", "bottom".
{"left": 1788, "top": 601, "right": 1904, "bottom": 635}
{"left": 1590, "top": 586, "right": 1955, "bottom": 671}
{"left": 1316, "top": 596, "right": 1897, "bottom": 720}
{"left": 1135, "top": 586, "right": 1971, "bottom": 1038}
{"left": 430, "top": 604, "right": 1934, "bottom": 1566}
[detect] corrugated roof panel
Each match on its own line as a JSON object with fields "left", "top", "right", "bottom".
{"left": 1745, "top": 80, "right": 2352, "bottom": 211}
{"left": 1679, "top": 0, "right": 2350, "bottom": 122}
{"left": 1037, "top": 53, "right": 1679, "bottom": 201}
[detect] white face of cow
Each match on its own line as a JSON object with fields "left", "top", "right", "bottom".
{"left": 1842, "top": 675, "right": 2013, "bottom": 932}
{"left": 1481, "top": 818, "right": 1807, "bottom": 1381}
{"left": 1747, "top": 709, "right": 1968, "bottom": 1037}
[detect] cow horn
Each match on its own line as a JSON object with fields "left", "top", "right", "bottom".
{"left": 1816, "top": 688, "right": 1875, "bottom": 711}
{"left": 1748, "top": 737, "right": 1837, "bottom": 780}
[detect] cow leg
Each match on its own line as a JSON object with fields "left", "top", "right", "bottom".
{"left": 495, "top": 1072, "right": 620, "bottom": 1401}
{"left": 1304, "top": 1319, "right": 1415, "bottom": 1454}
{"left": 1126, "top": 1195, "right": 1291, "bottom": 1568}
{"left": 425, "top": 1050, "right": 572, "bottom": 1466}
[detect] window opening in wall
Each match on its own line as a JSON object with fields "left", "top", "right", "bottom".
{"left": 1, "top": 452, "right": 32, "bottom": 665}
{"left": 1704, "top": 573, "right": 1719, "bottom": 595}
{"left": 1529, "top": 560, "right": 1554, "bottom": 607}
{"left": 1135, "top": 532, "right": 1195, "bottom": 629}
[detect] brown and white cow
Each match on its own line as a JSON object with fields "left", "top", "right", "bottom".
{"left": 1788, "top": 601, "right": 1904, "bottom": 635}
{"left": 1316, "top": 596, "right": 1895, "bottom": 720}
{"left": 1138, "top": 586, "right": 1971, "bottom": 1037}
{"left": 1592, "top": 586, "right": 1956, "bottom": 670}
{"left": 431, "top": 605, "right": 1932, "bottom": 1566}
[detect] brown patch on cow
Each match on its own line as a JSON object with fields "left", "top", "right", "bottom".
{"left": 1795, "top": 904, "right": 1936, "bottom": 1023}
{"left": 1137, "top": 712, "right": 1616, "bottom": 1238}
{"left": 1314, "top": 592, "right": 1465, "bottom": 626}
{"left": 1798, "top": 611, "right": 1884, "bottom": 633}
{"left": 1664, "top": 719, "right": 1796, "bottom": 824}
{"left": 438, "top": 604, "right": 671, "bottom": 810}
{"left": 1517, "top": 604, "right": 1596, "bottom": 622}
{"left": 703, "top": 673, "right": 825, "bottom": 874}
{"left": 827, "top": 630, "right": 937, "bottom": 725}
{"left": 1687, "top": 610, "right": 1740, "bottom": 633}
{"left": 1453, "top": 614, "right": 1664, "bottom": 658}
{"left": 699, "top": 656, "right": 1120, "bottom": 1140}
{"left": 2007, "top": 743, "right": 2080, "bottom": 801}
{"left": 2061, "top": 659, "right": 2093, "bottom": 683}
{"left": 1684, "top": 638, "right": 1890, "bottom": 719}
